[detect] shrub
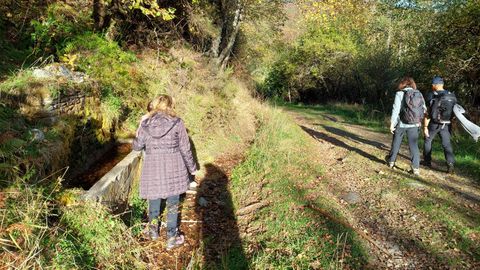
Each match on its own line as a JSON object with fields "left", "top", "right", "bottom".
{"left": 31, "top": 2, "right": 92, "bottom": 54}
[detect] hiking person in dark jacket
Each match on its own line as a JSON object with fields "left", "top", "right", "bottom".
{"left": 423, "top": 76, "right": 457, "bottom": 173}
{"left": 386, "top": 77, "right": 426, "bottom": 175}
{"left": 133, "top": 94, "right": 197, "bottom": 249}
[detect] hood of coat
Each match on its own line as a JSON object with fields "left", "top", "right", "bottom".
{"left": 142, "top": 112, "right": 179, "bottom": 138}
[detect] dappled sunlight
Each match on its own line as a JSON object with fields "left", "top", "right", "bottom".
{"left": 1, "top": 0, "right": 479, "bottom": 268}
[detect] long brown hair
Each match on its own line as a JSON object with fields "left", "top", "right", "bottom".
{"left": 149, "top": 94, "right": 176, "bottom": 117}
{"left": 397, "top": 77, "right": 417, "bottom": 90}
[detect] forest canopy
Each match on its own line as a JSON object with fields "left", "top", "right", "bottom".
{"left": 260, "top": 0, "right": 480, "bottom": 110}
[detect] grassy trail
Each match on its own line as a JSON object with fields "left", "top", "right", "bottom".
{"left": 286, "top": 104, "right": 480, "bottom": 269}
{"left": 142, "top": 108, "right": 370, "bottom": 269}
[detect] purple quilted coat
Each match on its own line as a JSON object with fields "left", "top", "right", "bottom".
{"left": 132, "top": 112, "right": 196, "bottom": 199}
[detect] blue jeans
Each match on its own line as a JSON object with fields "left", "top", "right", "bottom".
{"left": 388, "top": 126, "right": 420, "bottom": 169}
{"left": 149, "top": 195, "right": 180, "bottom": 238}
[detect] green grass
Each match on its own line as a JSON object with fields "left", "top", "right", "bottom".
{"left": 282, "top": 102, "right": 387, "bottom": 132}
{"left": 0, "top": 70, "right": 36, "bottom": 94}
{"left": 416, "top": 194, "right": 480, "bottom": 265}
{"left": 60, "top": 33, "right": 145, "bottom": 102}
{"left": 230, "top": 108, "right": 368, "bottom": 269}
{"left": 60, "top": 202, "right": 145, "bottom": 269}
{"left": 0, "top": 168, "right": 146, "bottom": 269}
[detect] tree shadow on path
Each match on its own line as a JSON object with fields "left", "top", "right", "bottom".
{"left": 318, "top": 124, "right": 420, "bottom": 163}
{"left": 196, "top": 163, "right": 248, "bottom": 269}
{"left": 300, "top": 125, "right": 385, "bottom": 164}
{"left": 319, "top": 124, "right": 389, "bottom": 151}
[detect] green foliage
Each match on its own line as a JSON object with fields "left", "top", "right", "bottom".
{"left": 261, "top": 1, "right": 480, "bottom": 113}
{"left": 59, "top": 33, "right": 148, "bottom": 130}
{"left": 126, "top": 0, "right": 176, "bottom": 20}
{"left": 48, "top": 232, "right": 96, "bottom": 269}
{"left": 417, "top": 1, "right": 480, "bottom": 107}
{"left": 0, "top": 26, "right": 32, "bottom": 80}
{"left": 1, "top": 173, "right": 91, "bottom": 269}
{"left": 1, "top": 174, "right": 58, "bottom": 268}
{"left": 0, "top": 70, "right": 35, "bottom": 94}
{"left": 31, "top": 2, "right": 92, "bottom": 54}
{"left": 61, "top": 202, "right": 145, "bottom": 269}
{"left": 261, "top": 27, "right": 358, "bottom": 102}
{"left": 235, "top": 0, "right": 286, "bottom": 77}
{"left": 0, "top": 173, "right": 144, "bottom": 268}
{"left": 100, "top": 86, "right": 123, "bottom": 125}
{"left": 61, "top": 33, "right": 146, "bottom": 107}
{"left": 0, "top": 105, "right": 41, "bottom": 184}
{"left": 127, "top": 176, "right": 148, "bottom": 237}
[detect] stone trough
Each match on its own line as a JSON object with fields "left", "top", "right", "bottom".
{"left": 81, "top": 150, "right": 142, "bottom": 210}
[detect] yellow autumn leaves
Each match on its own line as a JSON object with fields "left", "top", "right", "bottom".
{"left": 122, "top": 0, "right": 176, "bottom": 20}
{"left": 299, "top": 0, "right": 370, "bottom": 29}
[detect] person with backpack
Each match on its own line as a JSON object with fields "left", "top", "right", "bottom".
{"left": 423, "top": 76, "right": 457, "bottom": 173}
{"left": 132, "top": 94, "right": 197, "bottom": 249}
{"left": 386, "top": 77, "right": 426, "bottom": 175}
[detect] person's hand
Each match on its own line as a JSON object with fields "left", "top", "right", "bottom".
{"left": 140, "top": 114, "right": 149, "bottom": 123}
{"left": 390, "top": 125, "right": 396, "bottom": 134}
{"left": 423, "top": 127, "right": 429, "bottom": 138}
{"left": 191, "top": 170, "right": 198, "bottom": 176}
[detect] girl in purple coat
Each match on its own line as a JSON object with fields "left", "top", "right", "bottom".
{"left": 133, "top": 94, "right": 197, "bottom": 249}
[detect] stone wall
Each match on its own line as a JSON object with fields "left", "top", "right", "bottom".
{"left": 22, "top": 87, "right": 101, "bottom": 126}
{"left": 81, "top": 151, "right": 142, "bottom": 211}
{"left": 13, "top": 72, "right": 118, "bottom": 186}
{"left": 49, "top": 92, "right": 90, "bottom": 115}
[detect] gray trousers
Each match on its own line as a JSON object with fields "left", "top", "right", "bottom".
{"left": 423, "top": 123, "right": 455, "bottom": 165}
{"left": 388, "top": 126, "right": 420, "bottom": 169}
{"left": 149, "top": 195, "right": 180, "bottom": 238}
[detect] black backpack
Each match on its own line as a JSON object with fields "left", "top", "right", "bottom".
{"left": 430, "top": 91, "right": 457, "bottom": 123}
{"left": 400, "top": 89, "right": 425, "bottom": 124}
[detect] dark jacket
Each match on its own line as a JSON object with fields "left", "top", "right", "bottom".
{"left": 133, "top": 112, "right": 196, "bottom": 199}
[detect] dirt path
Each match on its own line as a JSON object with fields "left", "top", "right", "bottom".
{"left": 139, "top": 154, "right": 245, "bottom": 269}
{"left": 289, "top": 109, "right": 480, "bottom": 269}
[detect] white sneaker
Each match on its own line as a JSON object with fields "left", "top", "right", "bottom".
{"left": 188, "top": 181, "right": 197, "bottom": 190}
{"left": 166, "top": 234, "right": 184, "bottom": 250}
{"left": 186, "top": 181, "right": 197, "bottom": 194}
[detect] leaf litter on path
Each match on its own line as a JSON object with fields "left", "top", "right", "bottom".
{"left": 139, "top": 154, "right": 247, "bottom": 269}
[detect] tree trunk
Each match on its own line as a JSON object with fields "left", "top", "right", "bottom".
{"left": 209, "top": 26, "right": 223, "bottom": 58}
{"left": 93, "top": 0, "right": 107, "bottom": 30}
{"left": 386, "top": 12, "right": 392, "bottom": 50}
{"left": 215, "top": 1, "right": 243, "bottom": 68}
